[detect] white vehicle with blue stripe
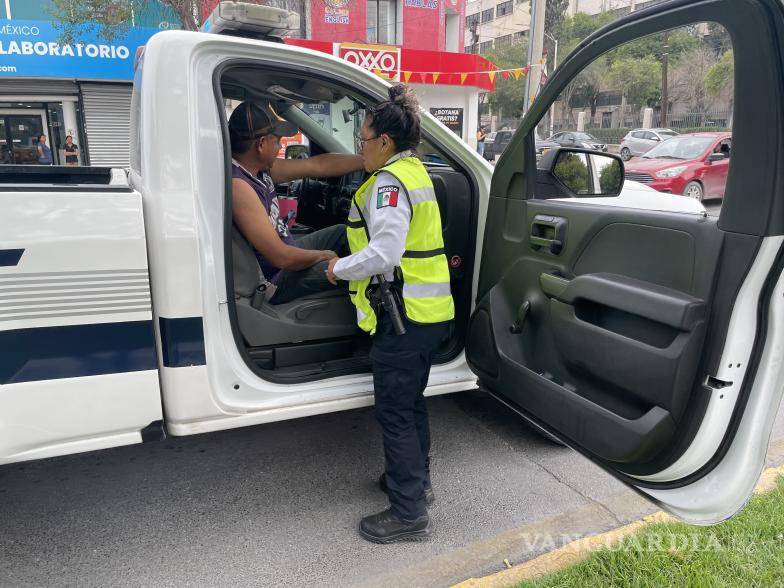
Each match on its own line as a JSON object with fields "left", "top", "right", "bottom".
{"left": 2, "top": 0, "right": 784, "bottom": 526}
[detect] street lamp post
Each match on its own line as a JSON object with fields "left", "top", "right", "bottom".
{"left": 544, "top": 31, "right": 558, "bottom": 138}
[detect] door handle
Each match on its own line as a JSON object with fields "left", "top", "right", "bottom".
{"left": 530, "top": 215, "right": 567, "bottom": 254}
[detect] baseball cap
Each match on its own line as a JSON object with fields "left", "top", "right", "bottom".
{"left": 228, "top": 99, "right": 299, "bottom": 140}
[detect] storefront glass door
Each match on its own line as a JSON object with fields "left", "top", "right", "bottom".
{"left": 0, "top": 111, "right": 47, "bottom": 165}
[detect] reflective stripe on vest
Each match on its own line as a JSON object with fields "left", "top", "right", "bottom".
{"left": 345, "top": 156, "right": 455, "bottom": 334}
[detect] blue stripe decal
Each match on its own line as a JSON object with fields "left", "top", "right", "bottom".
{"left": 0, "top": 320, "right": 158, "bottom": 385}
{"left": 159, "top": 317, "right": 206, "bottom": 367}
{"left": 0, "top": 249, "right": 24, "bottom": 267}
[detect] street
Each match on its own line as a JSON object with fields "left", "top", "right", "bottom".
{"left": 2, "top": 389, "right": 783, "bottom": 587}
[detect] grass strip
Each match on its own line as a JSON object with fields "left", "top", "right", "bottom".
{"left": 518, "top": 476, "right": 784, "bottom": 588}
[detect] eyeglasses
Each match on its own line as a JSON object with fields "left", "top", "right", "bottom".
{"left": 356, "top": 134, "right": 381, "bottom": 149}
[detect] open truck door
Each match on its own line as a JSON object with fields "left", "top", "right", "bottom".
{"left": 465, "top": 0, "right": 784, "bottom": 524}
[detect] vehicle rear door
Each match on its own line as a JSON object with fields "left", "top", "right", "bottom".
{"left": 629, "top": 130, "right": 646, "bottom": 154}
{"left": 0, "top": 169, "right": 163, "bottom": 465}
{"left": 466, "top": 0, "right": 784, "bottom": 524}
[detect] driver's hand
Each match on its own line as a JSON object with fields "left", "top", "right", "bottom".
{"left": 326, "top": 256, "right": 340, "bottom": 285}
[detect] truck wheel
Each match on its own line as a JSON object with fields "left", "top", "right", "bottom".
{"left": 620, "top": 147, "right": 632, "bottom": 161}
{"left": 683, "top": 180, "right": 704, "bottom": 201}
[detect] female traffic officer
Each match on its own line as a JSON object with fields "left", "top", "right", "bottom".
{"left": 326, "top": 85, "right": 454, "bottom": 543}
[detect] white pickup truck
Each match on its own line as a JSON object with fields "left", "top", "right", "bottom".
{"left": 2, "top": 0, "right": 783, "bottom": 526}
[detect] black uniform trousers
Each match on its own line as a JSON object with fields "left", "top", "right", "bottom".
{"left": 370, "top": 311, "right": 450, "bottom": 521}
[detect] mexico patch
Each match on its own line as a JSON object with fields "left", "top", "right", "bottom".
{"left": 377, "top": 185, "right": 399, "bottom": 209}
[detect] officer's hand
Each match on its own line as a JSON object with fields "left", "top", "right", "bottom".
{"left": 326, "top": 257, "right": 339, "bottom": 285}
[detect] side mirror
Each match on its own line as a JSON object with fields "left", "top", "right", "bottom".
{"left": 652, "top": 136, "right": 661, "bottom": 142}
{"left": 707, "top": 152, "right": 727, "bottom": 163}
{"left": 540, "top": 148, "right": 625, "bottom": 197}
{"left": 286, "top": 144, "right": 309, "bottom": 159}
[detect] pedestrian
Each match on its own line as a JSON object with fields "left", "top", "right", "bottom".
{"left": 326, "top": 84, "right": 454, "bottom": 544}
{"left": 64, "top": 135, "right": 80, "bottom": 166}
{"left": 36, "top": 134, "right": 53, "bottom": 165}
{"left": 476, "top": 125, "right": 487, "bottom": 157}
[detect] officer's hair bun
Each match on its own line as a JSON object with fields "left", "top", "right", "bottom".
{"left": 388, "top": 84, "right": 419, "bottom": 113}
{"left": 369, "top": 84, "right": 422, "bottom": 152}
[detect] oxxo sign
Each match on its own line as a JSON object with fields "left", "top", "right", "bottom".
{"left": 334, "top": 43, "right": 400, "bottom": 82}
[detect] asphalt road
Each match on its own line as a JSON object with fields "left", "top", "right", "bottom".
{"left": 2, "top": 389, "right": 782, "bottom": 588}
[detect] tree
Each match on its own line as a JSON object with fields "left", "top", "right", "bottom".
{"left": 484, "top": 39, "right": 530, "bottom": 119}
{"left": 544, "top": 0, "right": 570, "bottom": 71}
{"left": 705, "top": 50, "right": 734, "bottom": 101}
{"left": 607, "top": 56, "right": 661, "bottom": 108}
{"left": 669, "top": 46, "right": 722, "bottom": 122}
{"left": 49, "top": 0, "right": 305, "bottom": 43}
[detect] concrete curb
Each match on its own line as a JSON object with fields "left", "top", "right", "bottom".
{"left": 452, "top": 443, "right": 784, "bottom": 588}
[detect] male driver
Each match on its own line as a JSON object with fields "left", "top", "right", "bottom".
{"left": 230, "top": 100, "right": 364, "bottom": 304}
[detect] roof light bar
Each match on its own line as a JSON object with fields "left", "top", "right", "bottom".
{"left": 201, "top": 1, "right": 300, "bottom": 39}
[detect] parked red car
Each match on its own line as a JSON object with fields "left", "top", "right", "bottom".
{"left": 623, "top": 132, "right": 731, "bottom": 201}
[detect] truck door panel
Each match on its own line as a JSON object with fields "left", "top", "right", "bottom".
{"left": 0, "top": 186, "right": 163, "bottom": 464}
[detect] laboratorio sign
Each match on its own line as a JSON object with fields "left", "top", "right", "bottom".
{"left": 0, "top": 24, "right": 130, "bottom": 59}
{"left": 0, "top": 40, "right": 130, "bottom": 59}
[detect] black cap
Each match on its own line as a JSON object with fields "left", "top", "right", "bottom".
{"left": 228, "top": 100, "right": 299, "bottom": 140}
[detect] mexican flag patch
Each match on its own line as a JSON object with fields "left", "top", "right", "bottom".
{"left": 377, "top": 185, "right": 399, "bottom": 209}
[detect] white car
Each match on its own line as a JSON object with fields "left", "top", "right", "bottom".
{"left": 0, "top": 1, "right": 781, "bottom": 528}
{"left": 619, "top": 128, "right": 679, "bottom": 160}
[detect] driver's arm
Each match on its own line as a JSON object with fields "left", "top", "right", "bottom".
{"left": 270, "top": 154, "right": 364, "bottom": 184}
{"left": 232, "top": 179, "right": 336, "bottom": 271}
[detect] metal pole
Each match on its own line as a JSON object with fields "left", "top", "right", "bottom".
{"left": 661, "top": 30, "right": 669, "bottom": 127}
{"left": 549, "top": 38, "right": 558, "bottom": 137}
{"left": 523, "top": 0, "right": 546, "bottom": 115}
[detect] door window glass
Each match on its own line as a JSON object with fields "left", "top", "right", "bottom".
{"left": 528, "top": 22, "right": 733, "bottom": 214}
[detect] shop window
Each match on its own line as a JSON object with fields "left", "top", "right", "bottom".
{"left": 367, "top": 0, "right": 399, "bottom": 45}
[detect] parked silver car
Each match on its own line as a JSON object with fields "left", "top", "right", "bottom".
{"left": 619, "top": 128, "right": 679, "bottom": 160}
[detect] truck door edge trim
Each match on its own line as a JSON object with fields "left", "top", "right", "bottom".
{"left": 159, "top": 316, "right": 206, "bottom": 368}
{"left": 0, "top": 320, "right": 158, "bottom": 384}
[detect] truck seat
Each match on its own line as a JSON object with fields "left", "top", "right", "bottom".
{"left": 231, "top": 227, "right": 359, "bottom": 347}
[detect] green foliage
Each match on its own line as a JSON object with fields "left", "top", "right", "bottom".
{"left": 598, "top": 159, "right": 621, "bottom": 193}
{"left": 560, "top": 11, "right": 616, "bottom": 42}
{"left": 607, "top": 56, "right": 662, "bottom": 108}
{"left": 706, "top": 50, "right": 735, "bottom": 98}
{"left": 484, "top": 40, "right": 530, "bottom": 118}
{"left": 520, "top": 476, "right": 784, "bottom": 588}
{"left": 49, "top": 0, "right": 200, "bottom": 43}
{"left": 50, "top": 0, "right": 135, "bottom": 43}
{"left": 610, "top": 28, "right": 697, "bottom": 63}
{"left": 553, "top": 152, "right": 589, "bottom": 194}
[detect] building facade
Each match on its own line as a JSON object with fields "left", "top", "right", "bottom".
{"left": 309, "top": 0, "right": 466, "bottom": 52}
{"left": 463, "top": 0, "right": 668, "bottom": 55}
{"left": 0, "top": 0, "right": 178, "bottom": 167}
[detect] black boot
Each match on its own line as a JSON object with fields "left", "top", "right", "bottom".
{"left": 378, "top": 472, "right": 435, "bottom": 505}
{"left": 359, "top": 508, "right": 431, "bottom": 544}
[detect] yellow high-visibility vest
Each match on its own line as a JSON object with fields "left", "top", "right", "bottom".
{"left": 346, "top": 156, "right": 454, "bottom": 334}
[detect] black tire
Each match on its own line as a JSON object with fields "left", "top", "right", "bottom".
{"left": 620, "top": 147, "right": 632, "bottom": 161}
{"left": 683, "top": 180, "right": 704, "bottom": 201}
